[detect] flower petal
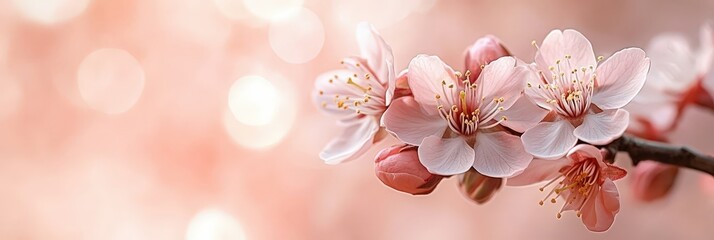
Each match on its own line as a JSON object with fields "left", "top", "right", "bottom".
{"left": 356, "top": 22, "right": 394, "bottom": 85}
{"left": 477, "top": 56, "right": 533, "bottom": 110}
{"left": 574, "top": 109, "right": 629, "bottom": 145}
{"left": 418, "top": 135, "right": 475, "bottom": 175}
{"left": 522, "top": 120, "right": 577, "bottom": 159}
{"left": 498, "top": 94, "right": 550, "bottom": 132}
{"left": 506, "top": 158, "right": 571, "bottom": 186}
{"left": 382, "top": 97, "right": 446, "bottom": 146}
{"left": 320, "top": 118, "right": 379, "bottom": 164}
{"left": 313, "top": 69, "right": 364, "bottom": 118}
{"left": 645, "top": 33, "right": 697, "bottom": 93}
{"left": 407, "top": 55, "right": 457, "bottom": 111}
{"left": 592, "top": 48, "right": 650, "bottom": 110}
{"left": 581, "top": 179, "right": 619, "bottom": 232}
{"left": 535, "top": 29, "right": 596, "bottom": 74}
{"left": 697, "top": 22, "right": 713, "bottom": 75}
{"left": 472, "top": 131, "right": 533, "bottom": 178}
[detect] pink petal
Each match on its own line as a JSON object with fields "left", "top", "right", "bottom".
{"left": 464, "top": 35, "right": 510, "bottom": 78}
{"left": 645, "top": 33, "right": 697, "bottom": 93}
{"left": 535, "top": 29, "right": 596, "bottom": 74}
{"left": 356, "top": 22, "right": 394, "bottom": 86}
{"left": 384, "top": 59, "right": 396, "bottom": 105}
{"left": 477, "top": 56, "right": 534, "bottom": 110}
{"left": 407, "top": 55, "right": 457, "bottom": 112}
{"left": 313, "top": 69, "right": 364, "bottom": 118}
{"left": 506, "top": 158, "right": 570, "bottom": 186}
{"left": 382, "top": 97, "right": 446, "bottom": 146}
{"left": 567, "top": 144, "right": 604, "bottom": 163}
{"left": 581, "top": 179, "right": 619, "bottom": 232}
{"left": 320, "top": 118, "right": 379, "bottom": 164}
{"left": 573, "top": 109, "right": 629, "bottom": 145}
{"left": 418, "top": 135, "right": 475, "bottom": 175}
{"left": 472, "top": 131, "right": 534, "bottom": 178}
{"left": 521, "top": 120, "right": 577, "bottom": 159}
{"left": 592, "top": 48, "right": 650, "bottom": 110}
{"left": 498, "top": 95, "right": 549, "bottom": 132}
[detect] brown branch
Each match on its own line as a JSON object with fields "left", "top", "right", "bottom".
{"left": 606, "top": 135, "right": 714, "bottom": 176}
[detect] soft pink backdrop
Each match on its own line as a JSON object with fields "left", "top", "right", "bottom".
{"left": 0, "top": 0, "right": 713, "bottom": 239}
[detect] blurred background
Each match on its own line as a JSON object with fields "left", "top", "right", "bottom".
{"left": 1, "top": 0, "right": 714, "bottom": 239}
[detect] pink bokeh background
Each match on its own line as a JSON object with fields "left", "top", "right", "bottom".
{"left": 1, "top": 0, "right": 714, "bottom": 239}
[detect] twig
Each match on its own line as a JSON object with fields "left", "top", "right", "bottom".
{"left": 607, "top": 135, "right": 714, "bottom": 176}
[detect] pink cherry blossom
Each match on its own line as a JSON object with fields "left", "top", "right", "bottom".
{"left": 631, "top": 161, "right": 679, "bottom": 202}
{"left": 374, "top": 144, "right": 443, "bottom": 195}
{"left": 508, "top": 144, "right": 627, "bottom": 232}
{"left": 629, "top": 23, "right": 714, "bottom": 135}
{"left": 383, "top": 54, "right": 537, "bottom": 177}
{"left": 522, "top": 29, "right": 651, "bottom": 159}
{"left": 313, "top": 22, "right": 395, "bottom": 164}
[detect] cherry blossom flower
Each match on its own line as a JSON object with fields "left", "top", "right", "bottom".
{"left": 522, "top": 29, "right": 651, "bottom": 159}
{"left": 313, "top": 22, "right": 396, "bottom": 164}
{"left": 628, "top": 23, "right": 713, "bottom": 135}
{"left": 508, "top": 144, "right": 627, "bottom": 232}
{"left": 375, "top": 144, "right": 443, "bottom": 195}
{"left": 382, "top": 54, "right": 536, "bottom": 177}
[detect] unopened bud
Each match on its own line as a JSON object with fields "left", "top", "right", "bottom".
{"left": 375, "top": 144, "right": 443, "bottom": 195}
{"left": 464, "top": 35, "right": 511, "bottom": 80}
{"left": 631, "top": 161, "right": 679, "bottom": 202}
{"left": 459, "top": 168, "right": 503, "bottom": 204}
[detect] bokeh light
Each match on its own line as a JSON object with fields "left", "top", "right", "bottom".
{"left": 224, "top": 74, "right": 296, "bottom": 149}
{"left": 242, "top": 0, "right": 303, "bottom": 21}
{"left": 77, "top": 48, "right": 145, "bottom": 114}
{"left": 212, "top": 0, "right": 266, "bottom": 27}
{"left": 268, "top": 7, "right": 324, "bottom": 64}
{"left": 11, "top": 0, "right": 90, "bottom": 25}
{"left": 186, "top": 209, "right": 247, "bottom": 240}
{"left": 228, "top": 75, "right": 278, "bottom": 126}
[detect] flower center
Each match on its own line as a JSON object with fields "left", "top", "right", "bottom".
{"left": 319, "top": 59, "right": 386, "bottom": 115}
{"left": 528, "top": 55, "right": 597, "bottom": 119}
{"left": 538, "top": 157, "right": 600, "bottom": 219}
{"left": 434, "top": 71, "right": 506, "bottom": 136}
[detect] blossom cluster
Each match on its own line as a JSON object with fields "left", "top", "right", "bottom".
{"left": 312, "top": 22, "right": 714, "bottom": 232}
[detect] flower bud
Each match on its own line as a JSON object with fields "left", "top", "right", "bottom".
{"left": 374, "top": 144, "right": 443, "bottom": 195}
{"left": 458, "top": 168, "right": 503, "bottom": 204}
{"left": 464, "top": 35, "right": 511, "bottom": 79}
{"left": 631, "top": 161, "right": 679, "bottom": 202}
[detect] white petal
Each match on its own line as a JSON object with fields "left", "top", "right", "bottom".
{"left": 356, "top": 22, "right": 394, "bottom": 85}
{"left": 592, "top": 48, "right": 650, "bottom": 110}
{"left": 313, "top": 69, "right": 365, "bottom": 118}
{"left": 697, "top": 22, "right": 713, "bottom": 75}
{"left": 472, "top": 131, "right": 533, "bottom": 178}
{"left": 521, "top": 120, "right": 577, "bottom": 160}
{"left": 535, "top": 29, "right": 596, "bottom": 74}
{"left": 407, "top": 55, "right": 457, "bottom": 112}
{"left": 477, "top": 56, "right": 534, "bottom": 110}
{"left": 574, "top": 109, "right": 629, "bottom": 145}
{"left": 382, "top": 97, "right": 446, "bottom": 146}
{"left": 507, "top": 158, "right": 571, "bottom": 186}
{"left": 320, "top": 118, "right": 379, "bottom": 164}
{"left": 498, "top": 95, "right": 550, "bottom": 132}
{"left": 645, "top": 33, "right": 697, "bottom": 93}
{"left": 419, "top": 136, "right": 475, "bottom": 175}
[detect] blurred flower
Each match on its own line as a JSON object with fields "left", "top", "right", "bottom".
{"left": 509, "top": 144, "right": 627, "bottom": 232}
{"left": 374, "top": 144, "right": 443, "bottom": 195}
{"left": 458, "top": 168, "right": 502, "bottom": 204}
{"left": 313, "top": 22, "right": 395, "bottom": 164}
{"left": 522, "top": 29, "right": 651, "bottom": 159}
{"left": 383, "top": 54, "right": 535, "bottom": 177}
{"left": 628, "top": 23, "right": 714, "bottom": 135}
{"left": 631, "top": 161, "right": 679, "bottom": 202}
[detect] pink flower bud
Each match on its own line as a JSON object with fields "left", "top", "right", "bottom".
{"left": 458, "top": 168, "right": 503, "bottom": 204}
{"left": 464, "top": 35, "right": 511, "bottom": 79}
{"left": 631, "top": 161, "right": 679, "bottom": 202}
{"left": 374, "top": 144, "right": 443, "bottom": 195}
